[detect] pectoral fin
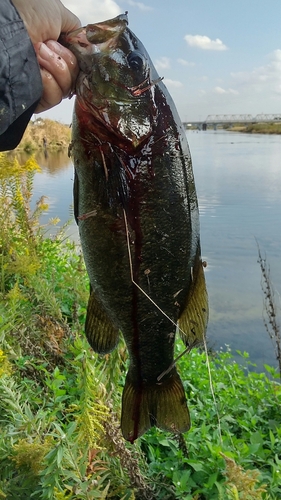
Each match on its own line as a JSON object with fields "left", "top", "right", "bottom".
{"left": 85, "top": 290, "right": 119, "bottom": 354}
{"left": 178, "top": 249, "right": 208, "bottom": 347}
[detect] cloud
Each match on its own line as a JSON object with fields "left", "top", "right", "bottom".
{"left": 123, "top": 0, "right": 153, "bottom": 11}
{"left": 177, "top": 58, "right": 195, "bottom": 67}
{"left": 231, "top": 49, "right": 281, "bottom": 95}
{"left": 188, "top": 50, "right": 281, "bottom": 119}
{"left": 164, "top": 79, "right": 183, "bottom": 88}
{"left": 155, "top": 57, "right": 171, "bottom": 71}
{"left": 214, "top": 86, "right": 239, "bottom": 95}
{"left": 63, "top": 0, "right": 121, "bottom": 24}
{"left": 184, "top": 34, "right": 227, "bottom": 51}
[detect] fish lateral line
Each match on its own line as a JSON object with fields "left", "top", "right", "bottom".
{"left": 122, "top": 207, "right": 194, "bottom": 374}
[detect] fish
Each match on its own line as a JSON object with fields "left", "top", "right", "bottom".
{"left": 63, "top": 13, "right": 208, "bottom": 443}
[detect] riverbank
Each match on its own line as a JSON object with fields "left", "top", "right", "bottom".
{"left": 228, "top": 122, "right": 281, "bottom": 134}
{"left": 17, "top": 118, "right": 71, "bottom": 153}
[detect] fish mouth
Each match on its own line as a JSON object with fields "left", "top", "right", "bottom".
{"left": 63, "top": 38, "right": 164, "bottom": 100}
{"left": 61, "top": 13, "right": 128, "bottom": 47}
{"left": 86, "top": 13, "right": 128, "bottom": 44}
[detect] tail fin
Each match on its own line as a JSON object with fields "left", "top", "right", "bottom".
{"left": 121, "top": 369, "right": 190, "bottom": 442}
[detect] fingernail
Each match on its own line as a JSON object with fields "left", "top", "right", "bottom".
{"left": 46, "top": 40, "right": 61, "bottom": 54}
{"left": 46, "top": 40, "right": 76, "bottom": 66}
{"left": 39, "top": 42, "right": 55, "bottom": 59}
{"left": 39, "top": 42, "right": 66, "bottom": 70}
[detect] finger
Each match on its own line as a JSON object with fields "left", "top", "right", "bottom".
{"left": 35, "top": 42, "right": 73, "bottom": 98}
{"left": 45, "top": 40, "right": 79, "bottom": 88}
{"left": 35, "top": 67, "right": 63, "bottom": 113}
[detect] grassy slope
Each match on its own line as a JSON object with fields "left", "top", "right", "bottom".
{"left": 0, "top": 154, "right": 280, "bottom": 500}
{"left": 18, "top": 118, "right": 71, "bottom": 153}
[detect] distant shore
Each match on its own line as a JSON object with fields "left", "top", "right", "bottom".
{"left": 17, "top": 119, "right": 281, "bottom": 154}
{"left": 227, "top": 122, "right": 281, "bottom": 134}
{"left": 186, "top": 122, "right": 281, "bottom": 135}
{"left": 17, "top": 118, "right": 71, "bottom": 153}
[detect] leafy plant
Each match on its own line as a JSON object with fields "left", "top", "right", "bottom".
{"left": 0, "top": 153, "right": 280, "bottom": 499}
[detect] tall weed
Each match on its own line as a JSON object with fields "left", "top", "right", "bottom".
{"left": 0, "top": 153, "right": 280, "bottom": 499}
{"left": 257, "top": 244, "right": 281, "bottom": 377}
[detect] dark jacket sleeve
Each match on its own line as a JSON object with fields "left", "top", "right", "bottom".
{"left": 0, "top": 0, "right": 43, "bottom": 151}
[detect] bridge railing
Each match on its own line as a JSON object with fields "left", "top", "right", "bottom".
{"left": 204, "top": 114, "right": 281, "bottom": 124}
{"left": 184, "top": 113, "right": 281, "bottom": 126}
{"left": 205, "top": 114, "right": 254, "bottom": 123}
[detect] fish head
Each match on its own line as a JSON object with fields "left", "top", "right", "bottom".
{"left": 63, "top": 14, "right": 161, "bottom": 150}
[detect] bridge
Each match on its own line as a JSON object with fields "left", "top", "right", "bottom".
{"left": 184, "top": 113, "right": 281, "bottom": 130}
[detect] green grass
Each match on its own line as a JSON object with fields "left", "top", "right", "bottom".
{"left": 0, "top": 153, "right": 280, "bottom": 499}
{"left": 228, "top": 122, "right": 281, "bottom": 134}
{"left": 244, "top": 123, "right": 281, "bottom": 134}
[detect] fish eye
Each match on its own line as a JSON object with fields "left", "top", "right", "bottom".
{"left": 127, "top": 51, "right": 146, "bottom": 72}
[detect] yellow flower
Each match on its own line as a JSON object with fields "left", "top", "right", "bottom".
{"left": 12, "top": 438, "right": 53, "bottom": 475}
{"left": 0, "top": 350, "right": 12, "bottom": 377}
{"left": 24, "top": 157, "right": 41, "bottom": 173}
{"left": 53, "top": 488, "right": 73, "bottom": 500}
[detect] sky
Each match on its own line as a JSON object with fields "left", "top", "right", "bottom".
{"left": 41, "top": 0, "right": 281, "bottom": 124}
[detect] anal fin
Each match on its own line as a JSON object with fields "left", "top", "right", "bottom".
{"left": 121, "top": 369, "right": 190, "bottom": 442}
{"left": 85, "top": 291, "right": 119, "bottom": 354}
{"left": 178, "top": 248, "right": 209, "bottom": 348}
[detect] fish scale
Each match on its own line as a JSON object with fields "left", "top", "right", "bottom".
{"left": 62, "top": 13, "right": 208, "bottom": 442}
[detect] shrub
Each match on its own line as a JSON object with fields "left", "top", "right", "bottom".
{"left": 0, "top": 153, "right": 280, "bottom": 499}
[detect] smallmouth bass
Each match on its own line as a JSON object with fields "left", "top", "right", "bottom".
{"left": 63, "top": 13, "right": 208, "bottom": 442}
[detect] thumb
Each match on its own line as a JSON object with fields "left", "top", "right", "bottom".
{"left": 60, "top": 4, "right": 81, "bottom": 33}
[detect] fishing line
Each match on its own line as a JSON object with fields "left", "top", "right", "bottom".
{"left": 203, "top": 335, "right": 222, "bottom": 444}
{"left": 123, "top": 207, "right": 222, "bottom": 441}
{"left": 123, "top": 208, "right": 184, "bottom": 335}
{"left": 157, "top": 345, "right": 192, "bottom": 381}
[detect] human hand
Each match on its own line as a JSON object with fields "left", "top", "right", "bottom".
{"left": 33, "top": 40, "right": 79, "bottom": 113}
{"left": 12, "top": 0, "right": 81, "bottom": 113}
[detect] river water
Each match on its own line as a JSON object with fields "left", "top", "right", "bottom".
{"left": 27, "top": 130, "right": 281, "bottom": 372}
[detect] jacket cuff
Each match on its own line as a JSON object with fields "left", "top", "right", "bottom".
{"left": 0, "top": 0, "right": 43, "bottom": 150}
{"left": 0, "top": 100, "right": 40, "bottom": 151}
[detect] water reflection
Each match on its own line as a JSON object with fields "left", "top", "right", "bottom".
{"left": 13, "top": 149, "right": 71, "bottom": 175}
{"left": 188, "top": 130, "right": 281, "bottom": 371}
{"left": 18, "top": 149, "right": 79, "bottom": 240}
{"left": 35, "top": 150, "right": 71, "bottom": 175}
